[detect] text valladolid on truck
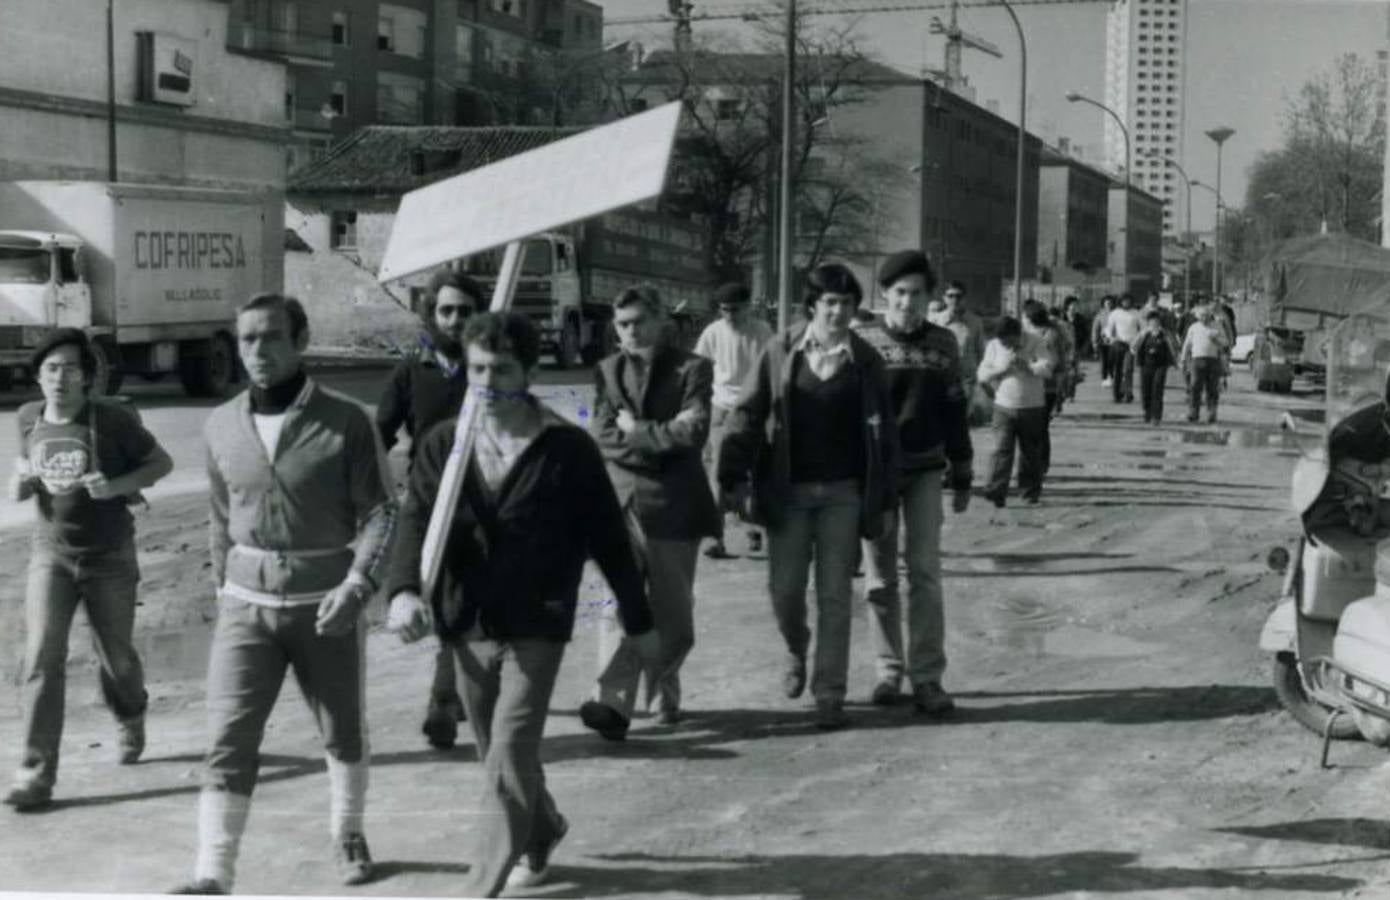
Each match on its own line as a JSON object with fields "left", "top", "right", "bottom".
{"left": 0, "top": 181, "right": 283, "bottom": 396}
{"left": 458, "top": 206, "right": 714, "bottom": 368}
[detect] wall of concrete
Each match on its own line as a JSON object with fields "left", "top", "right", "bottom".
{"left": 0, "top": 0, "right": 288, "bottom": 191}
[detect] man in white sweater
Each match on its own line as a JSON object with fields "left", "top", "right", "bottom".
{"left": 976, "top": 316, "right": 1055, "bottom": 507}
{"left": 694, "top": 282, "right": 773, "bottom": 559}
{"left": 1103, "top": 295, "right": 1143, "bottom": 404}
{"left": 1180, "top": 305, "right": 1230, "bottom": 424}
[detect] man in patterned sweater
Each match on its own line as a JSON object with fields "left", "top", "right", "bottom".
{"left": 855, "top": 250, "right": 973, "bottom": 715}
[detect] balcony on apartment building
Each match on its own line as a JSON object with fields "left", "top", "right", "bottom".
{"left": 230, "top": 22, "right": 335, "bottom": 66}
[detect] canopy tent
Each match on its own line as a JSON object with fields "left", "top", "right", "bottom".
{"left": 1263, "top": 232, "right": 1390, "bottom": 329}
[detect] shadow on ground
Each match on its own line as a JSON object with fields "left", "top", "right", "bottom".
{"left": 541, "top": 850, "right": 1358, "bottom": 898}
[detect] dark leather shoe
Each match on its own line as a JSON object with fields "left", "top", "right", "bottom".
{"left": 870, "top": 680, "right": 899, "bottom": 706}
{"left": 782, "top": 656, "right": 807, "bottom": 699}
{"left": 579, "top": 701, "right": 630, "bottom": 741}
{"left": 169, "top": 879, "right": 228, "bottom": 895}
{"left": 3, "top": 781, "right": 52, "bottom": 812}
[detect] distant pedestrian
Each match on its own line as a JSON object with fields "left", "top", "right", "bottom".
{"left": 375, "top": 269, "right": 482, "bottom": 751}
{"left": 1061, "top": 295, "right": 1087, "bottom": 394}
{"left": 174, "top": 295, "right": 396, "bottom": 894}
{"left": 1134, "top": 311, "right": 1177, "bottom": 424}
{"left": 693, "top": 282, "right": 773, "bottom": 560}
{"left": 583, "top": 286, "right": 720, "bottom": 738}
{"left": 4, "top": 329, "right": 174, "bottom": 812}
{"left": 1093, "top": 296, "right": 1115, "bottom": 384}
{"left": 854, "top": 250, "right": 972, "bottom": 716}
{"left": 939, "top": 281, "right": 986, "bottom": 420}
{"left": 1214, "top": 295, "right": 1238, "bottom": 389}
{"left": 1181, "top": 305, "right": 1230, "bottom": 424}
{"left": 719, "top": 262, "right": 899, "bottom": 730}
{"left": 977, "top": 315, "right": 1055, "bottom": 507}
{"left": 1104, "top": 294, "right": 1143, "bottom": 403}
{"left": 384, "top": 312, "right": 656, "bottom": 896}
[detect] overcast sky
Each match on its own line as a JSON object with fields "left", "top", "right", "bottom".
{"left": 602, "top": 0, "right": 1388, "bottom": 233}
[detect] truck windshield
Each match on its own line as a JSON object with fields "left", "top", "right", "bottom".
{"left": 0, "top": 247, "right": 50, "bottom": 284}
{"left": 461, "top": 240, "right": 553, "bottom": 277}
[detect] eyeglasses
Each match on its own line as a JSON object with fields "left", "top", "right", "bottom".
{"left": 944, "top": 292, "right": 962, "bottom": 299}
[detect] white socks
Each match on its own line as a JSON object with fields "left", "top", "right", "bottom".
{"left": 194, "top": 789, "right": 251, "bottom": 888}
{"left": 326, "top": 755, "right": 369, "bottom": 840}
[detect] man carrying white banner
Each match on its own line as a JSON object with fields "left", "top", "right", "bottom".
{"left": 386, "top": 312, "right": 658, "bottom": 896}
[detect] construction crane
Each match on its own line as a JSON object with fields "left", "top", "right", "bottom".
{"left": 925, "top": 0, "right": 1000, "bottom": 95}
{"left": 607, "top": 0, "right": 1109, "bottom": 28}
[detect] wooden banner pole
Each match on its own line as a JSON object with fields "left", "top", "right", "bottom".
{"left": 418, "top": 240, "right": 525, "bottom": 599}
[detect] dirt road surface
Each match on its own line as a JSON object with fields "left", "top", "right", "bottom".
{"left": 3, "top": 363, "right": 1390, "bottom": 900}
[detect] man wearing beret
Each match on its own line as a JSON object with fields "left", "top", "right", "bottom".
{"left": 694, "top": 280, "right": 773, "bottom": 560}
{"left": 854, "top": 250, "right": 972, "bottom": 715}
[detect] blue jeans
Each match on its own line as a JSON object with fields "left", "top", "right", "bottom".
{"left": 453, "top": 637, "right": 567, "bottom": 898}
{"left": 18, "top": 539, "right": 146, "bottom": 789}
{"left": 862, "top": 471, "right": 946, "bottom": 688}
{"left": 767, "top": 479, "right": 862, "bottom": 704}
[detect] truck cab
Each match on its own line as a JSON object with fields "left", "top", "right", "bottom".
{"left": 0, "top": 231, "right": 94, "bottom": 349}
{"left": 462, "top": 232, "right": 610, "bottom": 368}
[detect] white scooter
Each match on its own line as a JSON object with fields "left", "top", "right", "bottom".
{"left": 1260, "top": 312, "right": 1390, "bottom": 765}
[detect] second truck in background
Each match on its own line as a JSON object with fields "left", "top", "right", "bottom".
{"left": 460, "top": 206, "right": 715, "bottom": 368}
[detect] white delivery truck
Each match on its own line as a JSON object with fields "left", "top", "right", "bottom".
{"left": 0, "top": 181, "right": 283, "bottom": 396}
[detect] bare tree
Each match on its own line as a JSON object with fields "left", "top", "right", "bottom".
{"left": 597, "top": 19, "right": 900, "bottom": 282}
{"left": 1248, "top": 53, "right": 1384, "bottom": 241}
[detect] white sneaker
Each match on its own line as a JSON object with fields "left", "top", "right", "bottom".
{"left": 1101, "top": 378, "right": 1113, "bottom": 387}
{"left": 506, "top": 813, "right": 568, "bottom": 889}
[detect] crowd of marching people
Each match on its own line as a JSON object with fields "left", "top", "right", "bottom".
{"left": 1, "top": 249, "right": 1245, "bottom": 896}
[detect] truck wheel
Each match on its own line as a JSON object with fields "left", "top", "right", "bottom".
{"left": 180, "top": 335, "right": 235, "bottom": 398}
{"left": 1271, "top": 654, "right": 1360, "bottom": 740}
{"left": 555, "top": 319, "right": 581, "bottom": 370}
{"left": 91, "top": 336, "right": 124, "bottom": 396}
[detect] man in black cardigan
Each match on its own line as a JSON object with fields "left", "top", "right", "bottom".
{"left": 385, "top": 312, "right": 656, "bottom": 897}
{"left": 583, "top": 286, "right": 721, "bottom": 740}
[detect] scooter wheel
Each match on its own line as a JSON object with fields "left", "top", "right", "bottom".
{"left": 1271, "top": 654, "right": 1361, "bottom": 741}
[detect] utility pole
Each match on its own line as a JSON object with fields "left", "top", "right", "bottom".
{"left": 107, "top": 0, "right": 118, "bottom": 181}
{"left": 777, "top": 0, "right": 795, "bottom": 331}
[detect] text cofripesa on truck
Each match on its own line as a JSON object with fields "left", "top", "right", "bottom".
{"left": 0, "top": 181, "right": 283, "bottom": 397}
{"left": 456, "top": 207, "right": 716, "bottom": 368}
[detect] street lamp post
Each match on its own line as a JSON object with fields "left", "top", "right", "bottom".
{"left": 1191, "top": 179, "right": 1223, "bottom": 300}
{"left": 107, "top": 0, "right": 118, "bottom": 181}
{"left": 777, "top": 0, "right": 796, "bottom": 331}
{"left": 997, "top": 0, "right": 1026, "bottom": 317}
{"left": 1066, "top": 91, "right": 1130, "bottom": 294}
{"left": 1205, "top": 126, "right": 1235, "bottom": 297}
{"left": 1142, "top": 149, "right": 1192, "bottom": 304}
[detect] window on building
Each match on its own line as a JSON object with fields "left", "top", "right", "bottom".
{"left": 285, "top": 71, "right": 297, "bottom": 121}
{"left": 330, "top": 80, "right": 347, "bottom": 115}
{"left": 332, "top": 11, "right": 350, "bottom": 46}
{"left": 455, "top": 23, "right": 474, "bottom": 82}
{"left": 715, "top": 98, "right": 740, "bottom": 120}
{"left": 330, "top": 211, "right": 358, "bottom": 249}
{"left": 377, "top": 71, "right": 425, "bottom": 123}
{"left": 379, "top": 4, "right": 426, "bottom": 57}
